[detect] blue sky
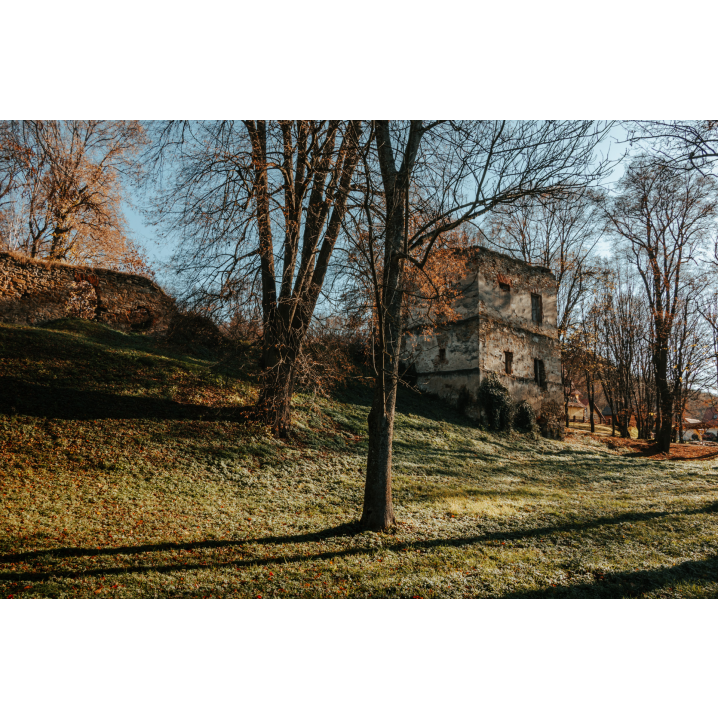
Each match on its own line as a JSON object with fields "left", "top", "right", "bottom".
{"left": 124, "top": 122, "right": 630, "bottom": 277}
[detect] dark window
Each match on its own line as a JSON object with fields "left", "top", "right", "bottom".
{"left": 534, "top": 358, "right": 546, "bottom": 388}
{"left": 531, "top": 293, "right": 543, "bottom": 325}
{"left": 504, "top": 351, "right": 513, "bottom": 375}
{"left": 438, "top": 347, "right": 446, "bottom": 362}
{"left": 499, "top": 281, "right": 511, "bottom": 292}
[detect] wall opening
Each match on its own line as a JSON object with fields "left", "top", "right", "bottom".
{"left": 534, "top": 358, "right": 546, "bottom": 389}
{"left": 531, "top": 293, "right": 543, "bottom": 325}
{"left": 504, "top": 350, "right": 513, "bottom": 375}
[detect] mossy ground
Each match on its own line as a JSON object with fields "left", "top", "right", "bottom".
{"left": 1, "top": 320, "right": 717, "bottom": 598}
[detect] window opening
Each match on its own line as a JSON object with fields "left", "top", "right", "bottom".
{"left": 531, "top": 293, "right": 543, "bottom": 325}
{"left": 534, "top": 358, "right": 546, "bottom": 388}
{"left": 438, "top": 347, "right": 446, "bottom": 362}
{"left": 499, "top": 281, "right": 511, "bottom": 293}
{"left": 504, "top": 351, "right": 513, "bottom": 375}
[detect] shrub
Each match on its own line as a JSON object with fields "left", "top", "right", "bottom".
{"left": 513, "top": 400, "right": 536, "bottom": 432}
{"left": 456, "top": 386, "right": 475, "bottom": 414}
{"left": 477, "top": 373, "right": 514, "bottom": 431}
{"left": 166, "top": 311, "right": 224, "bottom": 349}
{"left": 537, "top": 399, "right": 565, "bottom": 440}
{"left": 294, "top": 326, "right": 356, "bottom": 399}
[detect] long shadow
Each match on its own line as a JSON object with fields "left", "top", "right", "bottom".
{"left": 3, "top": 503, "right": 717, "bottom": 584}
{"left": 0, "top": 377, "right": 250, "bottom": 422}
{"left": 0, "top": 523, "right": 359, "bottom": 565}
{"left": 505, "top": 553, "right": 718, "bottom": 598}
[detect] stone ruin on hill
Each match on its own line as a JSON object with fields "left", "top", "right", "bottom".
{"left": 0, "top": 251, "right": 175, "bottom": 332}
{"left": 401, "top": 247, "right": 564, "bottom": 438}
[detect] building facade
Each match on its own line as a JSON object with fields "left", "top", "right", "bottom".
{"left": 401, "top": 247, "right": 563, "bottom": 431}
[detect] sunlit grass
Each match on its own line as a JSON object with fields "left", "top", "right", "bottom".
{"left": 1, "top": 319, "right": 717, "bottom": 599}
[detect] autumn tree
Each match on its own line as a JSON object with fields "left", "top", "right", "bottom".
{"left": 604, "top": 155, "right": 718, "bottom": 452}
{"left": 148, "top": 120, "right": 363, "bottom": 436}
{"left": 354, "top": 120, "right": 612, "bottom": 531}
{"left": 0, "top": 121, "right": 149, "bottom": 273}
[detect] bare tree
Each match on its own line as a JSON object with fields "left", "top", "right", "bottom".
{"left": 699, "top": 289, "right": 718, "bottom": 406}
{"left": 148, "top": 120, "right": 363, "bottom": 436}
{"left": 604, "top": 155, "right": 718, "bottom": 452}
{"left": 355, "top": 120, "right": 612, "bottom": 531}
{"left": 628, "top": 121, "right": 718, "bottom": 175}
{"left": 670, "top": 279, "right": 714, "bottom": 441}
{"left": 481, "top": 188, "right": 606, "bottom": 340}
{"left": 593, "top": 263, "right": 646, "bottom": 439}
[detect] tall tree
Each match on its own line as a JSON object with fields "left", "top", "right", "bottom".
{"left": 699, "top": 289, "right": 718, "bottom": 406}
{"left": 604, "top": 155, "right": 718, "bottom": 452}
{"left": 482, "top": 188, "right": 606, "bottom": 340}
{"left": 0, "top": 121, "right": 148, "bottom": 272}
{"left": 357, "top": 120, "right": 611, "bottom": 531}
{"left": 149, "top": 120, "right": 363, "bottom": 436}
{"left": 628, "top": 121, "right": 718, "bottom": 175}
{"left": 669, "top": 279, "right": 713, "bottom": 441}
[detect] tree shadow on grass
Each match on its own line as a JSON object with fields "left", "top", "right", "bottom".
{"left": 504, "top": 553, "right": 718, "bottom": 598}
{"left": 0, "top": 377, "right": 250, "bottom": 422}
{"left": 3, "top": 502, "right": 717, "bottom": 585}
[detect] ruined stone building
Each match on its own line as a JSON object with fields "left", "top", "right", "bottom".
{"left": 0, "top": 251, "right": 175, "bottom": 332}
{"left": 402, "top": 247, "right": 562, "bottom": 425}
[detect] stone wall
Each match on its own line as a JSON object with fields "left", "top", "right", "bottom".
{"left": 402, "top": 247, "right": 563, "bottom": 434}
{"left": 0, "top": 252, "right": 176, "bottom": 332}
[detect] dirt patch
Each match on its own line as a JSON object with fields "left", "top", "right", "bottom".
{"left": 567, "top": 429, "right": 718, "bottom": 461}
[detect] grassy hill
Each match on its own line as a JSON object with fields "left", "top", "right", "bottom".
{"left": 1, "top": 319, "right": 717, "bottom": 598}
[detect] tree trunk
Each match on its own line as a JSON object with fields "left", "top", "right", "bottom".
{"left": 618, "top": 411, "right": 630, "bottom": 439}
{"left": 360, "top": 245, "right": 403, "bottom": 531}
{"left": 256, "top": 316, "right": 303, "bottom": 438}
{"left": 585, "top": 370, "right": 596, "bottom": 433}
{"left": 360, "top": 384, "right": 398, "bottom": 531}
{"left": 256, "top": 357, "right": 296, "bottom": 438}
{"left": 654, "top": 344, "right": 673, "bottom": 453}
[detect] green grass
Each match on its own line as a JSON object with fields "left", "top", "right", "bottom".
{"left": 569, "top": 421, "right": 639, "bottom": 439}
{"left": 1, "top": 319, "right": 717, "bottom": 599}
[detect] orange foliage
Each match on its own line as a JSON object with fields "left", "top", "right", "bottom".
{"left": 1, "top": 121, "right": 151, "bottom": 276}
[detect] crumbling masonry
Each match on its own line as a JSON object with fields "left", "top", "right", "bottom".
{"left": 0, "top": 252, "right": 175, "bottom": 332}
{"left": 402, "top": 247, "right": 563, "bottom": 434}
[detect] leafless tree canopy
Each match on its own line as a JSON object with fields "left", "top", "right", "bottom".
{"left": 148, "top": 120, "right": 363, "bottom": 434}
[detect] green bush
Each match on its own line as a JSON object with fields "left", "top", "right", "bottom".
{"left": 477, "top": 373, "right": 514, "bottom": 431}
{"left": 456, "top": 387, "right": 475, "bottom": 414}
{"left": 513, "top": 400, "right": 536, "bottom": 432}
{"left": 166, "top": 311, "right": 224, "bottom": 350}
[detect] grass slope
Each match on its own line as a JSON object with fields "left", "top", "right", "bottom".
{"left": 1, "top": 319, "right": 717, "bottom": 599}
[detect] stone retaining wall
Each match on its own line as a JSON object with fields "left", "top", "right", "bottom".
{"left": 0, "top": 252, "right": 176, "bottom": 332}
